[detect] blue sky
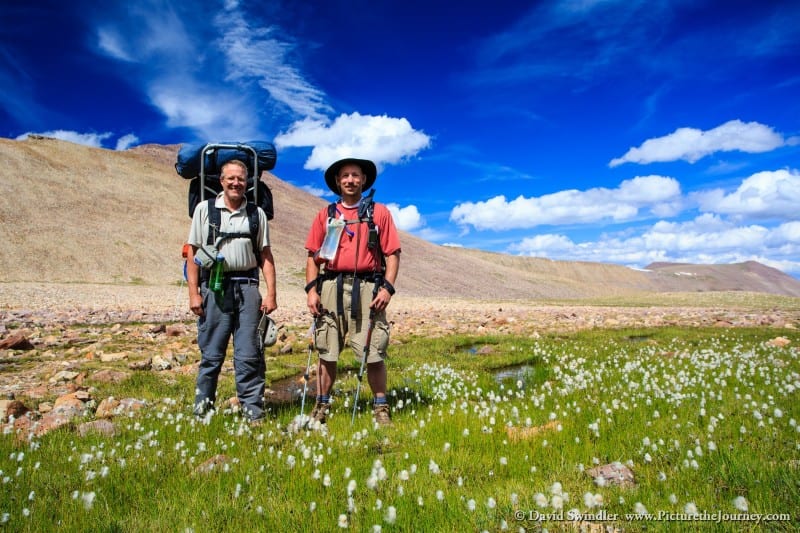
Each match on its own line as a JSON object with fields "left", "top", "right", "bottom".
{"left": 3, "top": 0, "right": 800, "bottom": 275}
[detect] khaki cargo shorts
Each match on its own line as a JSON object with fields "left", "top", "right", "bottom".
{"left": 314, "top": 276, "right": 389, "bottom": 363}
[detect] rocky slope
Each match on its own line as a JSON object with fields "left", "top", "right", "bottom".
{"left": 2, "top": 136, "right": 799, "bottom": 305}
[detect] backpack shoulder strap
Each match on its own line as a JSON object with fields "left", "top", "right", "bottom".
{"left": 246, "top": 203, "right": 262, "bottom": 266}
{"left": 358, "top": 189, "right": 384, "bottom": 268}
{"left": 207, "top": 198, "right": 220, "bottom": 245}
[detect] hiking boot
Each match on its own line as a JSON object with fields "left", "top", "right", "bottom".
{"left": 373, "top": 403, "right": 392, "bottom": 426}
{"left": 308, "top": 401, "right": 330, "bottom": 426}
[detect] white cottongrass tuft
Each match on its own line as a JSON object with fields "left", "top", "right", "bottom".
{"left": 733, "top": 496, "right": 749, "bottom": 512}
{"left": 384, "top": 506, "right": 397, "bottom": 524}
{"left": 551, "top": 495, "right": 564, "bottom": 510}
{"left": 534, "top": 493, "right": 548, "bottom": 507}
{"left": 81, "top": 491, "right": 96, "bottom": 510}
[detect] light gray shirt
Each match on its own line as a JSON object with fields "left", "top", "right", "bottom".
{"left": 188, "top": 193, "right": 270, "bottom": 272}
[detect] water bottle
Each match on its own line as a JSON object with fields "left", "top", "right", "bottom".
{"left": 210, "top": 255, "right": 225, "bottom": 293}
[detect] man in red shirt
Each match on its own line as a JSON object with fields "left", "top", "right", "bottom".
{"left": 304, "top": 158, "right": 401, "bottom": 427}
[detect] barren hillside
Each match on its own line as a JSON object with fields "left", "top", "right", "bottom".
{"left": 2, "top": 136, "right": 799, "bottom": 302}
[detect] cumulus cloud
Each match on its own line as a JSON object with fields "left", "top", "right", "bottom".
{"left": 450, "top": 175, "right": 681, "bottom": 231}
{"left": 693, "top": 169, "right": 800, "bottom": 220}
{"left": 298, "top": 184, "right": 328, "bottom": 198}
{"left": 610, "top": 120, "right": 791, "bottom": 166}
{"left": 275, "top": 112, "right": 431, "bottom": 170}
{"left": 16, "top": 130, "right": 112, "bottom": 147}
{"left": 386, "top": 203, "right": 424, "bottom": 231}
{"left": 115, "top": 133, "right": 139, "bottom": 150}
{"left": 509, "top": 214, "right": 800, "bottom": 275}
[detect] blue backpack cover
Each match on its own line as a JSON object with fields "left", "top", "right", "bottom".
{"left": 175, "top": 140, "right": 277, "bottom": 179}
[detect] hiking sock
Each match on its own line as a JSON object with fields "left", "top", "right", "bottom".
{"left": 318, "top": 395, "right": 330, "bottom": 405}
{"left": 373, "top": 396, "right": 387, "bottom": 406}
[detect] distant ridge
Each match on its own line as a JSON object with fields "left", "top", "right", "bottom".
{"left": 2, "top": 136, "right": 799, "bottom": 300}
{"left": 644, "top": 261, "right": 800, "bottom": 297}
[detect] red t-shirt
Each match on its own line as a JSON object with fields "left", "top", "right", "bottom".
{"left": 305, "top": 202, "right": 401, "bottom": 272}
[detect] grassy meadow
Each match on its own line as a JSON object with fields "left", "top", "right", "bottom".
{"left": 1, "top": 324, "right": 799, "bottom": 532}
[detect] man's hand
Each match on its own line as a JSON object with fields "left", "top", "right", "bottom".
{"left": 370, "top": 287, "right": 392, "bottom": 312}
{"left": 261, "top": 295, "right": 278, "bottom": 314}
{"left": 189, "top": 292, "right": 203, "bottom": 316}
{"left": 307, "top": 290, "right": 323, "bottom": 317}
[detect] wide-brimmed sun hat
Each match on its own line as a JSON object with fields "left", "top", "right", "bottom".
{"left": 324, "top": 158, "right": 377, "bottom": 194}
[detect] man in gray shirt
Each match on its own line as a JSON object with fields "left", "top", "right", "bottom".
{"left": 186, "top": 159, "right": 277, "bottom": 424}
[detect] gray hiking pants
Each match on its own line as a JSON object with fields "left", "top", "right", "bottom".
{"left": 194, "top": 280, "right": 265, "bottom": 420}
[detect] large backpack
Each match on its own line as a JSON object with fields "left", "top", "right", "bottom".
{"left": 177, "top": 141, "right": 276, "bottom": 220}
{"left": 177, "top": 141, "right": 277, "bottom": 271}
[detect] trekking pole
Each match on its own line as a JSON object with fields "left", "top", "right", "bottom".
{"left": 300, "top": 319, "right": 316, "bottom": 417}
{"left": 351, "top": 307, "right": 376, "bottom": 425}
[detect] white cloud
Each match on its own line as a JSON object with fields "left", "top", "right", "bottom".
{"left": 693, "top": 168, "right": 800, "bottom": 220}
{"left": 508, "top": 214, "right": 800, "bottom": 275}
{"left": 94, "top": 0, "right": 329, "bottom": 140}
{"left": 610, "top": 120, "right": 789, "bottom": 166}
{"left": 386, "top": 203, "right": 424, "bottom": 232}
{"left": 150, "top": 80, "right": 261, "bottom": 140}
{"left": 275, "top": 112, "right": 431, "bottom": 170}
{"left": 214, "top": 8, "right": 331, "bottom": 120}
{"left": 450, "top": 175, "right": 681, "bottom": 230}
{"left": 16, "top": 130, "right": 112, "bottom": 148}
{"left": 115, "top": 133, "right": 139, "bottom": 151}
{"left": 298, "top": 184, "right": 328, "bottom": 198}
{"left": 96, "top": 28, "right": 135, "bottom": 62}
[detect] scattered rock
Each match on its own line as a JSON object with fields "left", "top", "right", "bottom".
{"left": 0, "top": 399, "right": 30, "bottom": 422}
{"left": 53, "top": 392, "right": 92, "bottom": 418}
{"left": 99, "top": 352, "right": 128, "bottom": 362}
{"left": 91, "top": 369, "right": 130, "bottom": 384}
{"left": 196, "top": 454, "right": 232, "bottom": 474}
{"left": 129, "top": 358, "right": 152, "bottom": 371}
{"left": 505, "top": 420, "right": 559, "bottom": 442}
{"left": 95, "top": 397, "right": 121, "bottom": 418}
{"left": 49, "top": 370, "right": 80, "bottom": 384}
{"left": 77, "top": 419, "right": 117, "bottom": 437}
{"left": 165, "top": 325, "right": 184, "bottom": 337}
{"left": 586, "top": 462, "right": 635, "bottom": 488}
{"left": 152, "top": 354, "right": 175, "bottom": 371}
{"left": 95, "top": 397, "right": 145, "bottom": 419}
{"left": 768, "top": 336, "right": 791, "bottom": 347}
{"left": 0, "top": 334, "right": 34, "bottom": 350}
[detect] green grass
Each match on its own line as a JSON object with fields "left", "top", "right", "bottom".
{"left": 2, "top": 327, "right": 800, "bottom": 531}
